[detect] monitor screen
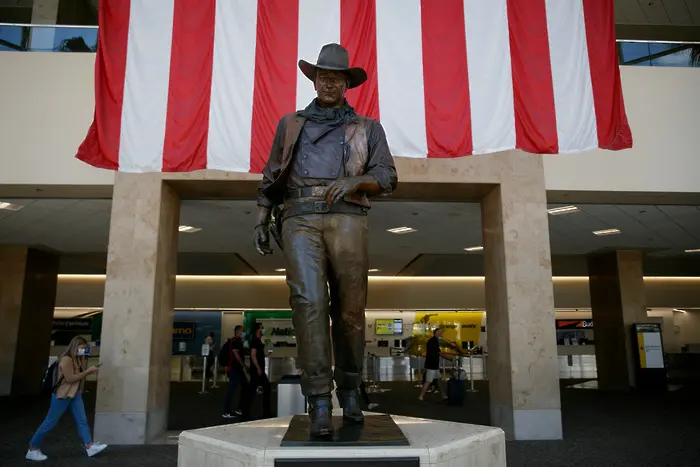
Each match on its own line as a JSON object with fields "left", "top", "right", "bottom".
{"left": 375, "top": 319, "right": 403, "bottom": 335}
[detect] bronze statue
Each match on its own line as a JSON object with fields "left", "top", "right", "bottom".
{"left": 254, "top": 43, "right": 397, "bottom": 438}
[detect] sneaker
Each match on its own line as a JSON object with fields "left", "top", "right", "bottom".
{"left": 25, "top": 450, "right": 48, "bottom": 462}
{"left": 86, "top": 443, "right": 107, "bottom": 458}
{"left": 234, "top": 409, "right": 242, "bottom": 416}
{"left": 222, "top": 413, "right": 234, "bottom": 419}
{"left": 368, "top": 403, "right": 379, "bottom": 410}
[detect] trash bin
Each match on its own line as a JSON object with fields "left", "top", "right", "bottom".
{"left": 277, "top": 375, "right": 306, "bottom": 417}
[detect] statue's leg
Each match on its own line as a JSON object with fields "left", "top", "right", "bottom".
{"left": 281, "top": 214, "right": 333, "bottom": 398}
{"left": 324, "top": 214, "right": 369, "bottom": 393}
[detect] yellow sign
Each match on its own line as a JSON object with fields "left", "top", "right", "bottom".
{"left": 411, "top": 311, "right": 483, "bottom": 355}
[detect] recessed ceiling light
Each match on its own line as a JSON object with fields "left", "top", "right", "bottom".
{"left": 178, "top": 225, "right": 202, "bottom": 233}
{"left": 368, "top": 269, "right": 380, "bottom": 272}
{"left": 387, "top": 227, "right": 417, "bottom": 234}
{"left": 0, "top": 201, "right": 23, "bottom": 211}
{"left": 275, "top": 268, "right": 286, "bottom": 272}
{"left": 547, "top": 205, "right": 579, "bottom": 215}
{"left": 464, "top": 246, "right": 484, "bottom": 252}
{"left": 592, "top": 228, "right": 621, "bottom": 236}
{"left": 684, "top": 248, "right": 700, "bottom": 253}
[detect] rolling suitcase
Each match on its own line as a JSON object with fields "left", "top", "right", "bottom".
{"left": 447, "top": 378, "right": 465, "bottom": 406}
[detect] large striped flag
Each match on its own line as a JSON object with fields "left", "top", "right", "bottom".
{"left": 76, "top": 0, "right": 632, "bottom": 174}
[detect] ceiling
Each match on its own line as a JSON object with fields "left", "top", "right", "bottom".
{"left": 1, "top": 199, "right": 699, "bottom": 276}
{"left": 0, "top": 0, "right": 32, "bottom": 8}
{"left": 615, "top": 0, "right": 700, "bottom": 26}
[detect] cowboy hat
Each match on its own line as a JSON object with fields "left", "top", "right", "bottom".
{"left": 298, "top": 43, "right": 367, "bottom": 89}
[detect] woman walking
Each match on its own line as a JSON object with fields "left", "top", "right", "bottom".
{"left": 26, "top": 336, "right": 107, "bottom": 461}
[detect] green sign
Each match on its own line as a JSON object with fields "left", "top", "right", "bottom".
{"left": 243, "top": 310, "right": 292, "bottom": 333}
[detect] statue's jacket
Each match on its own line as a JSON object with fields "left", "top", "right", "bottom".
{"left": 257, "top": 113, "right": 398, "bottom": 210}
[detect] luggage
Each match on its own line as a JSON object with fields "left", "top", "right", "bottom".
{"left": 40, "top": 361, "right": 62, "bottom": 396}
{"left": 277, "top": 374, "right": 307, "bottom": 416}
{"left": 218, "top": 339, "right": 232, "bottom": 367}
{"left": 447, "top": 378, "right": 465, "bottom": 406}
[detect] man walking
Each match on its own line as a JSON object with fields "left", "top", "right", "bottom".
{"left": 221, "top": 326, "right": 248, "bottom": 419}
{"left": 247, "top": 324, "right": 272, "bottom": 419}
{"left": 253, "top": 43, "right": 397, "bottom": 437}
{"left": 418, "top": 328, "right": 448, "bottom": 402}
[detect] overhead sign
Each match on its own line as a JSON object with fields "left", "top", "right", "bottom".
{"left": 173, "top": 322, "right": 196, "bottom": 340}
{"left": 556, "top": 320, "right": 594, "bottom": 330}
{"left": 413, "top": 312, "right": 484, "bottom": 351}
{"left": 52, "top": 319, "right": 92, "bottom": 331}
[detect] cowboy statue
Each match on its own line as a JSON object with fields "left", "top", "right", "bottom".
{"left": 253, "top": 43, "right": 397, "bottom": 438}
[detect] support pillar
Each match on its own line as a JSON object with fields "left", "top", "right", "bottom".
{"left": 481, "top": 152, "right": 562, "bottom": 440}
{"left": 94, "top": 173, "right": 180, "bottom": 444}
{"left": 587, "top": 250, "right": 647, "bottom": 391}
{"left": 0, "top": 247, "right": 59, "bottom": 396}
{"left": 30, "top": 0, "right": 59, "bottom": 51}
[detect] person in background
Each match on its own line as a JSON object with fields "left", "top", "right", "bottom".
{"left": 246, "top": 324, "right": 272, "bottom": 419}
{"left": 222, "top": 326, "right": 249, "bottom": 419}
{"left": 418, "top": 328, "right": 448, "bottom": 402}
{"left": 421, "top": 367, "right": 439, "bottom": 393}
{"left": 205, "top": 331, "right": 216, "bottom": 382}
{"left": 26, "top": 336, "right": 107, "bottom": 462}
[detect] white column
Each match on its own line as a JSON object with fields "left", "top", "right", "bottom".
{"left": 481, "top": 151, "right": 563, "bottom": 440}
{"left": 94, "top": 173, "right": 180, "bottom": 444}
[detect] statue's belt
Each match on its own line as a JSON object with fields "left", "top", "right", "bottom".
{"left": 282, "top": 186, "right": 368, "bottom": 218}
{"left": 286, "top": 186, "right": 330, "bottom": 199}
{"left": 282, "top": 200, "right": 368, "bottom": 218}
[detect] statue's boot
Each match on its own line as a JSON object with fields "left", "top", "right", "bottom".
{"left": 338, "top": 389, "right": 364, "bottom": 424}
{"left": 308, "top": 395, "right": 334, "bottom": 438}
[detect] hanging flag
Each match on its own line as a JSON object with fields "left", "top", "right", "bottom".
{"left": 76, "top": 0, "right": 632, "bottom": 174}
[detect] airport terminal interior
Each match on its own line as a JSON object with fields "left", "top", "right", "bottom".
{"left": 2, "top": 0, "right": 700, "bottom": 466}
{"left": 2, "top": 199, "right": 700, "bottom": 466}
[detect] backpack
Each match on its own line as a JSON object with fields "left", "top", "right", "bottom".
{"left": 218, "top": 339, "right": 231, "bottom": 367}
{"left": 40, "top": 361, "right": 63, "bottom": 396}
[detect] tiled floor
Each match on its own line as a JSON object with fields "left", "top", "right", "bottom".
{"left": 2, "top": 380, "right": 699, "bottom": 466}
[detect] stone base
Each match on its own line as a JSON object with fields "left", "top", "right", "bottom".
{"left": 178, "top": 411, "right": 505, "bottom": 467}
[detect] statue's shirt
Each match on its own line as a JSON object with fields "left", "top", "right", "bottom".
{"left": 287, "top": 120, "right": 345, "bottom": 190}
{"left": 257, "top": 110, "right": 398, "bottom": 209}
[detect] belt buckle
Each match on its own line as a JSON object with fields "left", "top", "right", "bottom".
{"left": 311, "top": 186, "right": 326, "bottom": 197}
{"left": 313, "top": 201, "right": 330, "bottom": 214}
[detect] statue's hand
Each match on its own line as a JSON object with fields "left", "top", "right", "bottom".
{"left": 254, "top": 224, "right": 273, "bottom": 256}
{"left": 325, "top": 177, "right": 361, "bottom": 205}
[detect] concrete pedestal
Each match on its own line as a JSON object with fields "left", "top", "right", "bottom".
{"left": 178, "top": 411, "right": 505, "bottom": 467}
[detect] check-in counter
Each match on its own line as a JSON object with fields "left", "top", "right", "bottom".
{"left": 171, "top": 355, "right": 195, "bottom": 382}
{"left": 361, "top": 355, "right": 490, "bottom": 382}
{"left": 59, "top": 350, "right": 598, "bottom": 385}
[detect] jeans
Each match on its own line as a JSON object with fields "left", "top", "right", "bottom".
{"left": 223, "top": 368, "right": 247, "bottom": 414}
{"left": 282, "top": 213, "right": 368, "bottom": 397}
{"left": 248, "top": 370, "right": 272, "bottom": 418}
{"left": 30, "top": 393, "right": 92, "bottom": 447}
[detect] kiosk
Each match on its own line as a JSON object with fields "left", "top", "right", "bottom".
{"left": 631, "top": 323, "right": 667, "bottom": 390}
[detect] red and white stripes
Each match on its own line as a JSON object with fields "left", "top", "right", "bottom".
{"left": 76, "top": 0, "right": 632, "bottom": 174}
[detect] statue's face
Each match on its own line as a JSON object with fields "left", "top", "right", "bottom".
{"left": 314, "top": 70, "right": 348, "bottom": 107}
